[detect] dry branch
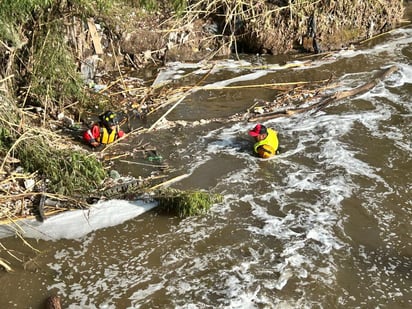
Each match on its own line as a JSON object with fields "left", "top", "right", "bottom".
{"left": 0, "top": 257, "right": 13, "bottom": 272}
{"left": 248, "top": 65, "right": 399, "bottom": 122}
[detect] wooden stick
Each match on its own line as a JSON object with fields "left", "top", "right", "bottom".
{"left": 0, "top": 74, "right": 14, "bottom": 84}
{"left": 147, "top": 93, "right": 189, "bottom": 132}
{"left": 202, "top": 79, "right": 327, "bottom": 90}
{"left": 0, "top": 258, "right": 13, "bottom": 272}
{"left": 118, "top": 159, "right": 167, "bottom": 168}
{"left": 110, "top": 40, "right": 127, "bottom": 93}
{"left": 148, "top": 174, "right": 190, "bottom": 190}
{"left": 102, "top": 153, "right": 129, "bottom": 161}
{"left": 359, "top": 29, "right": 394, "bottom": 45}
{"left": 87, "top": 18, "right": 103, "bottom": 55}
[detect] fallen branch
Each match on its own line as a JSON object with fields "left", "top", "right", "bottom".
{"left": 201, "top": 79, "right": 328, "bottom": 90}
{"left": 248, "top": 65, "right": 399, "bottom": 122}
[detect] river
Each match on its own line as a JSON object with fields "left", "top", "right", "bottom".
{"left": 1, "top": 8, "right": 411, "bottom": 309}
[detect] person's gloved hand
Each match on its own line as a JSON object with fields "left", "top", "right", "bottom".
{"left": 257, "top": 144, "right": 275, "bottom": 158}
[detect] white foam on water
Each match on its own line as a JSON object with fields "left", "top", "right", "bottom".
{"left": 202, "top": 71, "right": 268, "bottom": 89}
{"left": 396, "top": 62, "right": 412, "bottom": 85}
{"left": 128, "top": 283, "right": 164, "bottom": 306}
{"left": 193, "top": 58, "right": 410, "bottom": 304}
{"left": 153, "top": 59, "right": 256, "bottom": 87}
{"left": 190, "top": 118, "right": 354, "bottom": 303}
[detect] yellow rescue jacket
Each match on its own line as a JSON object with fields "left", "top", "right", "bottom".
{"left": 253, "top": 128, "right": 279, "bottom": 156}
{"left": 97, "top": 126, "right": 119, "bottom": 144}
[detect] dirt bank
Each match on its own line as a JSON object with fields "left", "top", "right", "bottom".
{"left": 94, "top": 0, "right": 405, "bottom": 71}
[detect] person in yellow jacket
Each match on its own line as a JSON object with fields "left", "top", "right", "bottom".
{"left": 248, "top": 123, "right": 279, "bottom": 158}
{"left": 83, "top": 111, "right": 125, "bottom": 148}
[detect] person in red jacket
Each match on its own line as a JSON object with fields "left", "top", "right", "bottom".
{"left": 83, "top": 111, "right": 125, "bottom": 148}
{"left": 248, "top": 123, "right": 279, "bottom": 158}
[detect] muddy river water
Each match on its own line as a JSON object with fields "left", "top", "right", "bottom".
{"left": 1, "top": 8, "right": 412, "bottom": 309}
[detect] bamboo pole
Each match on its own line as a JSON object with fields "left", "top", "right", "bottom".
{"left": 148, "top": 174, "right": 190, "bottom": 190}
{"left": 147, "top": 92, "right": 190, "bottom": 132}
{"left": 359, "top": 29, "right": 395, "bottom": 45}
{"left": 202, "top": 79, "right": 327, "bottom": 90}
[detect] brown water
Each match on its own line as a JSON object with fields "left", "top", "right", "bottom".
{"left": 1, "top": 9, "right": 412, "bottom": 309}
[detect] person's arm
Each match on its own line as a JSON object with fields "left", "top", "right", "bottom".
{"left": 83, "top": 125, "right": 100, "bottom": 147}
{"left": 117, "top": 128, "right": 125, "bottom": 138}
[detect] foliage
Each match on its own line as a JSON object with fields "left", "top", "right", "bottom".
{"left": 26, "top": 21, "right": 84, "bottom": 110}
{"left": 0, "top": 127, "right": 12, "bottom": 150}
{"left": 0, "top": 0, "right": 53, "bottom": 46}
{"left": 122, "top": 0, "right": 187, "bottom": 13}
{"left": 0, "top": 95, "right": 20, "bottom": 151}
{"left": 156, "top": 188, "right": 223, "bottom": 218}
{"left": 0, "top": 93, "right": 107, "bottom": 196}
{"left": 16, "top": 131, "right": 107, "bottom": 195}
{"left": 0, "top": 0, "right": 122, "bottom": 199}
{"left": 0, "top": 0, "right": 111, "bottom": 46}
{"left": 170, "top": 0, "right": 187, "bottom": 14}
{"left": 0, "top": 0, "right": 114, "bottom": 113}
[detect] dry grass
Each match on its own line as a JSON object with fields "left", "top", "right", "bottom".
{"left": 165, "top": 0, "right": 404, "bottom": 55}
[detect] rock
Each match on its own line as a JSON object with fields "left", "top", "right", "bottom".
{"left": 45, "top": 295, "right": 61, "bottom": 309}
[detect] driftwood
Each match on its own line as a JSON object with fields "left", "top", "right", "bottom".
{"left": 248, "top": 65, "right": 399, "bottom": 122}
{"left": 87, "top": 18, "right": 103, "bottom": 55}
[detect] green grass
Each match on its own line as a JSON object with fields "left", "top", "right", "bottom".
{"left": 156, "top": 188, "right": 223, "bottom": 218}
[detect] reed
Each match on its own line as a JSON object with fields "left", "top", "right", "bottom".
{"left": 168, "top": 0, "right": 403, "bottom": 55}
{"left": 14, "top": 130, "right": 106, "bottom": 195}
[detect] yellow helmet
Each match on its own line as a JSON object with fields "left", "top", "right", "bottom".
{"left": 257, "top": 144, "right": 275, "bottom": 158}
